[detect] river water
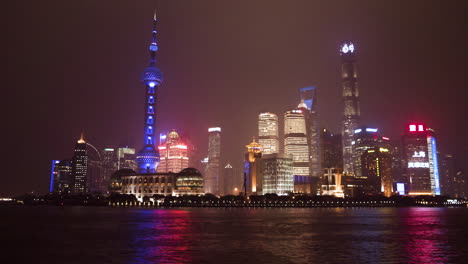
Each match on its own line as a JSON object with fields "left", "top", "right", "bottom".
{"left": 2, "top": 206, "right": 468, "bottom": 263}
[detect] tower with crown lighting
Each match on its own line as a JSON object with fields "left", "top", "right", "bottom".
{"left": 136, "top": 12, "right": 163, "bottom": 173}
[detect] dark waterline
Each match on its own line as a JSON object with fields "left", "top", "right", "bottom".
{"left": 2, "top": 207, "right": 468, "bottom": 264}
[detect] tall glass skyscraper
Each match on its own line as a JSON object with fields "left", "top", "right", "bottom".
{"left": 205, "top": 127, "right": 221, "bottom": 194}
{"left": 136, "top": 12, "right": 163, "bottom": 173}
{"left": 299, "top": 86, "right": 321, "bottom": 193}
{"left": 340, "top": 41, "right": 360, "bottom": 176}
{"left": 258, "top": 112, "right": 279, "bottom": 154}
{"left": 284, "top": 107, "right": 310, "bottom": 193}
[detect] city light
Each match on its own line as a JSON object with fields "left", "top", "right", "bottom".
{"left": 408, "top": 162, "right": 429, "bottom": 168}
{"left": 409, "top": 124, "right": 417, "bottom": 131}
{"left": 208, "top": 127, "right": 221, "bottom": 132}
{"left": 354, "top": 129, "right": 362, "bottom": 133}
{"left": 366, "top": 128, "right": 378, "bottom": 132}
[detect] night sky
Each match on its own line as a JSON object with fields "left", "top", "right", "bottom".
{"left": 4, "top": 0, "right": 468, "bottom": 196}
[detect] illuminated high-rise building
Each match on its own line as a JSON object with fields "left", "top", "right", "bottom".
{"left": 361, "top": 147, "right": 393, "bottom": 197}
{"left": 340, "top": 41, "right": 360, "bottom": 175}
{"left": 102, "top": 148, "right": 117, "bottom": 191}
{"left": 262, "top": 153, "right": 294, "bottom": 195}
{"left": 284, "top": 107, "right": 310, "bottom": 193}
{"left": 136, "top": 12, "right": 163, "bottom": 173}
{"left": 157, "top": 130, "right": 189, "bottom": 173}
{"left": 49, "top": 159, "right": 72, "bottom": 193}
{"left": 299, "top": 86, "right": 321, "bottom": 193}
{"left": 258, "top": 112, "right": 279, "bottom": 154}
{"left": 205, "top": 127, "right": 221, "bottom": 194}
{"left": 244, "top": 139, "right": 263, "bottom": 195}
{"left": 71, "top": 135, "right": 88, "bottom": 193}
{"left": 49, "top": 160, "right": 60, "bottom": 193}
{"left": 352, "top": 127, "right": 381, "bottom": 178}
{"left": 402, "top": 123, "right": 441, "bottom": 195}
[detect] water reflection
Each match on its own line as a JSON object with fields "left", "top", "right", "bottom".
{"left": 403, "top": 207, "right": 451, "bottom": 263}
{"left": 123, "top": 207, "right": 462, "bottom": 264}
{"left": 130, "top": 209, "right": 192, "bottom": 264}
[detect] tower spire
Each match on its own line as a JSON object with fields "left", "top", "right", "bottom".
{"left": 149, "top": 9, "right": 158, "bottom": 66}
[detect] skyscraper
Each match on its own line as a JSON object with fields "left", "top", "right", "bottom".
{"left": 299, "top": 86, "right": 321, "bottom": 193}
{"left": 320, "top": 129, "right": 343, "bottom": 169}
{"left": 102, "top": 148, "right": 118, "bottom": 192}
{"left": 205, "top": 127, "right": 221, "bottom": 194}
{"left": 244, "top": 139, "right": 263, "bottom": 195}
{"left": 284, "top": 107, "right": 310, "bottom": 193}
{"left": 340, "top": 41, "right": 360, "bottom": 176}
{"left": 157, "top": 130, "right": 189, "bottom": 173}
{"left": 262, "top": 153, "right": 294, "bottom": 195}
{"left": 361, "top": 147, "right": 393, "bottom": 197}
{"left": 136, "top": 12, "right": 163, "bottom": 174}
{"left": 49, "top": 160, "right": 60, "bottom": 193}
{"left": 71, "top": 135, "right": 88, "bottom": 193}
{"left": 352, "top": 127, "right": 381, "bottom": 178}
{"left": 402, "top": 123, "right": 441, "bottom": 195}
{"left": 258, "top": 112, "right": 279, "bottom": 154}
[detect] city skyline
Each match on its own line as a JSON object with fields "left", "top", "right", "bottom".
{"left": 4, "top": 0, "right": 468, "bottom": 196}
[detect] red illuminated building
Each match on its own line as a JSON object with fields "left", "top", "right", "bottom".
{"left": 157, "top": 130, "right": 189, "bottom": 173}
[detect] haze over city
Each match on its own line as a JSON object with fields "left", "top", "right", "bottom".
{"left": 4, "top": 0, "right": 468, "bottom": 196}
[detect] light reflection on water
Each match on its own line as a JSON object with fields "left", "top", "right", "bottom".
{"left": 1, "top": 206, "right": 467, "bottom": 264}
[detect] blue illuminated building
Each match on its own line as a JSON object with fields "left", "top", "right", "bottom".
{"left": 49, "top": 160, "right": 60, "bottom": 192}
{"left": 136, "top": 12, "right": 163, "bottom": 173}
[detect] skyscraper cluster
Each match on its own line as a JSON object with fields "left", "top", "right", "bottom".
{"left": 240, "top": 41, "right": 463, "bottom": 198}
{"left": 49, "top": 13, "right": 466, "bottom": 199}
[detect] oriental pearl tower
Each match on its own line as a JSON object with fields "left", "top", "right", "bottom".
{"left": 136, "top": 12, "right": 163, "bottom": 173}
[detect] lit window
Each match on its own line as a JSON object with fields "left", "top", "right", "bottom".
{"left": 409, "top": 125, "right": 416, "bottom": 132}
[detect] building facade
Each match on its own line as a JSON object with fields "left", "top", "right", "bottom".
{"left": 244, "top": 139, "right": 263, "bottom": 195}
{"left": 71, "top": 136, "right": 88, "bottom": 193}
{"left": 117, "top": 147, "right": 137, "bottom": 171}
{"left": 361, "top": 147, "right": 393, "bottom": 197}
{"left": 284, "top": 107, "right": 310, "bottom": 193}
{"left": 157, "top": 130, "right": 189, "bottom": 173}
{"left": 102, "top": 148, "right": 118, "bottom": 192}
{"left": 320, "top": 129, "right": 343, "bottom": 169}
{"left": 205, "top": 127, "right": 221, "bottom": 194}
{"left": 262, "top": 153, "right": 294, "bottom": 195}
{"left": 402, "top": 123, "right": 441, "bottom": 195}
{"left": 299, "top": 86, "right": 321, "bottom": 193}
{"left": 340, "top": 41, "right": 360, "bottom": 176}
{"left": 321, "top": 168, "right": 344, "bottom": 198}
{"left": 258, "top": 112, "right": 280, "bottom": 154}
{"left": 120, "top": 173, "right": 177, "bottom": 200}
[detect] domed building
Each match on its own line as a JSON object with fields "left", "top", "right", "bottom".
{"left": 175, "top": 168, "right": 204, "bottom": 196}
{"left": 109, "top": 169, "right": 136, "bottom": 193}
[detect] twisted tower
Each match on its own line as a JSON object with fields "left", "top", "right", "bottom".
{"left": 136, "top": 12, "right": 163, "bottom": 173}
